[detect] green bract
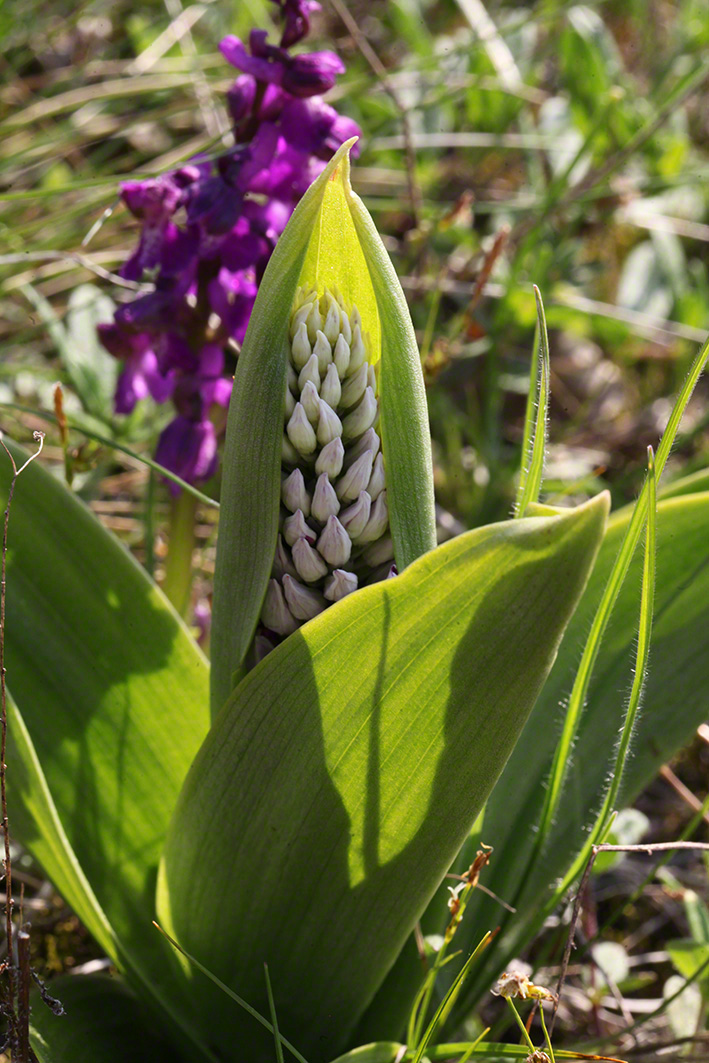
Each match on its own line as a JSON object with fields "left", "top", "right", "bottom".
{"left": 210, "top": 140, "right": 436, "bottom": 716}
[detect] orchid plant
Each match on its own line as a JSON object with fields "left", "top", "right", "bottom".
{"left": 3, "top": 6, "right": 709, "bottom": 1057}
{"left": 3, "top": 134, "right": 709, "bottom": 1063}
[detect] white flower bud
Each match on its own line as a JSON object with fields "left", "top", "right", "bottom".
{"left": 290, "top": 303, "right": 313, "bottom": 343}
{"left": 345, "top": 427, "right": 380, "bottom": 467}
{"left": 340, "top": 363, "right": 368, "bottom": 409}
{"left": 317, "top": 515, "right": 352, "bottom": 567}
{"left": 367, "top": 364, "right": 377, "bottom": 396}
{"left": 356, "top": 491, "right": 388, "bottom": 544}
{"left": 284, "top": 382, "right": 296, "bottom": 420}
{"left": 261, "top": 579, "right": 299, "bottom": 636}
{"left": 367, "top": 452, "right": 385, "bottom": 501}
{"left": 347, "top": 324, "right": 367, "bottom": 375}
{"left": 282, "top": 574, "right": 326, "bottom": 621}
{"left": 313, "top": 330, "right": 333, "bottom": 373}
{"left": 336, "top": 450, "right": 374, "bottom": 502}
{"left": 339, "top": 308, "right": 352, "bottom": 344}
{"left": 300, "top": 379, "right": 321, "bottom": 425}
{"left": 291, "top": 320, "right": 312, "bottom": 368}
{"left": 361, "top": 535, "right": 394, "bottom": 567}
{"left": 315, "top": 437, "right": 345, "bottom": 478}
{"left": 273, "top": 534, "right": 298, "bottom": 579}
{"left": 292, "top": 537, "right": 329, "bottom": 582}
{"left": 282, "top": 434, "right": 300, "bottom": 465}
{"left": 333, "top": 334, "right": 350, "bottom": 378}
{"left": 287, "top": 361, "right": 299, "bottom": 393}
{"left": 350, "top": 304, "right": 362, "bottom": 334}
{"left": 342, "top": 387, "right": 377, "bottom": 441}
{"left": 282, "top": 468, "right": 310, "bottom": 516}
{"left": 323, "top": 293, "right": 341, "bottom": 346}
{"left": 298, "top": 353, "right": 320, "bottom": 393}
{"left": 283, "top": 509, "right": 315, "bottom": 548}
{"left": 324, "top": 569, "right": 358, "bottom": 602}
{"left": 320, "top": 363, "right": 342, "bottom": 409}
{"left": 306, "top": 300, "right": 322, "bottom": 344}
{"left": 317, "top": 400, "right": 343, "bottom": 447}
{"left": 311, "top": 473, "right": 340, "bottom": 523}
{"left": 339, "top": 491, "right": 371, "bottom": 539}
{"left": 287, "top": 403, "right": 317, "bottom": 455}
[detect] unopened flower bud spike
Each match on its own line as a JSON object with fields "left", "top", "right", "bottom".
{"left": 211, "top": 140, "right": 435, "bottom": 712}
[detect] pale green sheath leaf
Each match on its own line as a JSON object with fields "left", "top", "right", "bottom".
{"left": 158, "top": 494, "right": 608, "bottom": 1062}
{"left": 0, "top": 441, "right": 212, "bottom": 1053}
{"left": 30, "top": 975, "right": 182, "bottom": 1063}
{"left": 210, "top": 142, "right": 436, "bottom": 716}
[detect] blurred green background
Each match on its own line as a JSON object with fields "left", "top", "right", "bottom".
{"left": 3, "top": 0, "right": 709, "bottom": 544}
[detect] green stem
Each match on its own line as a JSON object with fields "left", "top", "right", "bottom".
{"left": 506, "top": 999, "right": 535, "bottom": 1054}
{"left": 163, "top": 490, "right": 197, "bottom": 618}
{"left": 539, "top": 1006, "right": 555, "bottom": 1063}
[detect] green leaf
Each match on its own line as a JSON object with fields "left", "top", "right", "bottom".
{"left": 210, "top": 141, "right": 356, "bottom": 714}
{"left": 342, "top": 152, "right": 437, "bottom": 572}
{"left": 667, "top": 940, "right": 709, "bottom": 987}
{"left": 210, "top": 143, "right": 436, "bottom": 716}
{"left": 442, "top": 487, "right": 709, "bottom": 1019}
{"left": 21, "top": 282, "right": 118, "bottom": 421}
{"left": 0, "top": 441, "right": 211, "bottom": 1049}
{"left": 158, "top": 495, "right": 608, "bottom": 1061}
{"left": 515, "top": 286, "right": 550, "bottom": 518}
{"left": 30, "top": 975, "right": 185, "bottom": 1063}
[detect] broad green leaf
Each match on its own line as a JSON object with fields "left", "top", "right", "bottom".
{"left": 441, "top": 488, "right": 709, "bottom": 1019}
{"left": 6, "top": 691, "right": 116, "bottom": 959}
{"left": 210, "top": 143, "right": 436, "bottom": 715}
{"left": 0, "top": 441, "right": 211, "bottom": 1050}
{"left": 158, "top": 495, "right": 608, "bottom": 1062}
{"left": 30, "top": 975, "right": 184, "bottom": 1063}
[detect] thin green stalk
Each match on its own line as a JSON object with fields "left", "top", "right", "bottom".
{"left": 144, "top": 468, "right": 156, "bottom": 579}
{"left": 163, "top": 490, "right": 197, "bottom": 618}
{"left": 153, "top": 923, "right": 310, "bottom": 1063}
{"left": 456, "top": 1027, "right": 490, "bottom": 1063}
{"left": 264, "top": 964, "right": 284, "bottom": 1063}
{"left": 516, "top": 287, "right": 550, "bottom": 517}
{"left": 411, "top": 933, "right": 493, "bottom": 1063}
{"left": 505, "top": 1000, "right": 535, "bottom": 1054}
{"left": 539, "top": 1006, "right": 555, "bottom": 1063}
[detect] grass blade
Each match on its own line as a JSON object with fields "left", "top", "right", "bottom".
{"left": 0, "top": 402, "right": 219, "bottom": 508}
{"left": 515, "top": 286, "right": 550, "bottom": 517}
{"left": 411, "top": 932, "right": 492, "bottom": 1063}
{"left": 264, "top": 964, "right": 285, "bottom": 1063}
{"left": 519, "top": 328, "right": 709, "bottom": 890}
{"left": 153, "top": 923, "right": 310, "bottom": 1063}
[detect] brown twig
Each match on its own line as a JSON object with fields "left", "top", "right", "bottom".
{"left": 327, "top": 0, "right": 422, "bottom": 230}
{"left": 0, "top": 430, "right": 44, "bottom": 1058}
{"left": 552, "top": 840, "right": 709, "bottom": 1036}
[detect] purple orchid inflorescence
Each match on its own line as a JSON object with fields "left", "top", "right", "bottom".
{"left": 99, "top": 0, "right": 360, "bottom": 489}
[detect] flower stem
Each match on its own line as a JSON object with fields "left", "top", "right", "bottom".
{"left": 506, "top": 999, "right": 536, "bottom": 1054}
{"left": 163, "top": 490, "right": 197, "bottom": 617}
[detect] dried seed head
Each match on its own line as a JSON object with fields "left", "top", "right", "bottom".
{"left": 261, "top": 289, "right": 393, "bottom": 648}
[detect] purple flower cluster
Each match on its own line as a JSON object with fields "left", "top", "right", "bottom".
{"left": 99, "top": 0, "right": 359, "bottom": 489}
